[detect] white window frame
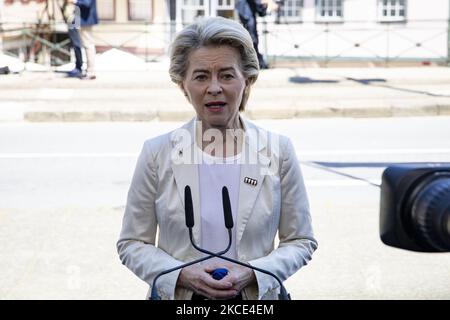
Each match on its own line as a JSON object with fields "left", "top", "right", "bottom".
{"left": 180, "top": 0, "right": 209, "bottom": 24}
{"left": 214, "top": 0, "right": 235, "bottom": 19}
{"left": 315, "top": 0, "right": 344, "bottom": 22}
{"left": 217, "top": 0, "right": 234, "bottom": 10}
{"left": 128, "top": 0, "right": 153, "bottom": 22}
{"left": 97, "top": 0, "right": 116, "bottom": 21}
{"left": 178, "top": 0, "right": 235, "bottom": 25}
{"left": 279, "top": 0, "right": 304, "bottom": 22}
{"left": 378, "top": 0, "right": 407, "bottom": 22}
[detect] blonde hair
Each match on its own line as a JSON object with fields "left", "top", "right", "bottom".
{"left": 169, "top": 16, "right": 259, "bottom": 111}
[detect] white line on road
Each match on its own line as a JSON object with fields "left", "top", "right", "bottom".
{"left": 299, "top": 149, "right": 450, "bottom": 156}
{"left": 305, "top": 179, "right": 381, "bottom": 187}
{"left": 38, "top": 89, "right": 76, "bottom": 100}
{"left": 1, "top": 149, "right": 450, "bottom": 159}
{"left": 0, "top": 153, "right": 138, "bottom": 159}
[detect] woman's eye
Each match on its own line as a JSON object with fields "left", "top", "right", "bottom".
{"left": 195, "top": 75, "right": 207, "bottom": 80}
{"left": 222, "top": 74, "right": 234, "bottom": 80}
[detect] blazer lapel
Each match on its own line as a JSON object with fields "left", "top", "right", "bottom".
{"left": 236, "top": 118, "right": 271, "bottom": 247}
{"left": 170, "top": 118, "right": 202, "bottom": 245}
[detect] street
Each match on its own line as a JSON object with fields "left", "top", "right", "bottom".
{"left": 1, "top": 66, "right": 450, "bottom": 122}
{"left": 1, "top": 116, "right": 449, "bottom": 299}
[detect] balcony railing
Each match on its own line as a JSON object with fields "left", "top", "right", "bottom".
{"left": 1, "top": 19, "right": 449, "bottom": 68}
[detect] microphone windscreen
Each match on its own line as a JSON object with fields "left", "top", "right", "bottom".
{"left": 184, "top": 186, "right": 194, "bottom": 228}
{"left": 222, "top": 186, "right": 234, "bottom": 229}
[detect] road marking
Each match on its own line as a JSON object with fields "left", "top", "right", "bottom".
{"left": 305, "top": 179, "right": 382, "bottom": 187}
{"left": 1, "top": 149, "right": 450, "bottom": 159}
{"left": 0, "top": 153, "right": 137, "bottom": 159}
{"left": 299, "top": 149, "right": 450, "bottom": 156}
{"left": 38, "top": 89, "right": 75, "bottom": 100}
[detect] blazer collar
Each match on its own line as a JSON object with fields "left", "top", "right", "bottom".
{"left": 169, "top": 118, "right": 201, "bottom": 245}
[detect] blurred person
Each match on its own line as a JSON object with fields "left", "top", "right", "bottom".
{"left": 70, "top": 0, "right": 98, "bottom": 80}
{"left": 117, "top": 17, "right": 317, "bottom": 300}
{"left": 235, "top": 0, "right": 269, "bottom": 69}
{"left": 63, "top": 0, "right": 83, "bottom": 78}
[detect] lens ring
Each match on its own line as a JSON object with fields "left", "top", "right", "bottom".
{"left": 411, "top": 177, "right": 450, "bottom": 251}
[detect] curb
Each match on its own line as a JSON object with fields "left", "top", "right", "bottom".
{"left": 20, "top": 104, "right": 450, "bottom": 122}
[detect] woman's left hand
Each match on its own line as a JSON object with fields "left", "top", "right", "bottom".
{"left": 205, "top": 263, "right": 257, "bottom": 293}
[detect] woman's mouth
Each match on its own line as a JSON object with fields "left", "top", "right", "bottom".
{"left": 205, "top": 101, "right": 227, "bottom": 112}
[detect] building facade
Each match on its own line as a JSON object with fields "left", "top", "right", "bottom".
{"left": 1, "top": 0, "right": 449, "bottom": 64}
{"left": 264, "top": 0, "right": 450, "bottom": 64}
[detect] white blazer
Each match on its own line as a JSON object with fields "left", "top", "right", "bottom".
{"left": 117, "top": 116, "right": 317, "bottom": 300}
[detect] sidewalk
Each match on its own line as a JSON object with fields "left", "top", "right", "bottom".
{"left": 1, "top": 59, "right": 450, "bottom": 122}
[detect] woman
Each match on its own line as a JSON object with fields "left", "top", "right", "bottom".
{"left": 117, "top": 16, "right": 317, "bottom": 300}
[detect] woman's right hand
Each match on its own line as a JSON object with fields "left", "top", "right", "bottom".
{"left": 176, "top": 264, "right": 239, "bottom": 299}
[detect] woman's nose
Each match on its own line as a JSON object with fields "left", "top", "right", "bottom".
{"left": 207, "top": 79, "right": 223, "bottom": 95}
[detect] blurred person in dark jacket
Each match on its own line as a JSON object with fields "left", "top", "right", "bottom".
{"left": 63, "top": 0, "right": 83, "bottom": 78}
{"left": 71, "top": 0, "right": 98, "bottom": 79}
{"left": 236, "top": 0, "right": 269, "bottom": 69}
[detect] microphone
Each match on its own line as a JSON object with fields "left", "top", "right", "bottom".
{"left": 184, "top": 186, "right": 234, "bottom": 279}
{"left": 184, "top": 186, "right": 195, "bottom": 228}
{"left": 150, "top": 185, "right": 233, "bottom": 300}
{"left": 150, "top": 185, "right": 291, "bottom": 300}
{"left": 187, "top": 186, "right": 291, "bottom": 300}
{"left": 222, "top": 186, "right": 234, "bottom": 229}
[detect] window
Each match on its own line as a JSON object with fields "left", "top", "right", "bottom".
{"left": 378, "top": 0, "right": 406, "bottom": 22}
{"left": 97, "top": 0, "right": 115, "bottom": 21}
{"left": 180, "top": 0, "right": 236, "bottom": 24}
{"left": 315, "top": 0, "right": 343, "bottom": 21}
{"left": 216, "top": 0, "right": 235, "bottom": 19}
{"left": 217, "top": 0, "right": 233, "bottom": 8}
{"left": 279, "top": 0, "right": 304, "bottom": 21}
{"left": 128, "top": 0, "right": 153, "bottom": 21}
{"left": 181, "top": 0, "right": 207, "bottom": 24}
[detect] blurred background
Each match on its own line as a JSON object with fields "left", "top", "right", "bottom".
{"left": 1, "top": 0, "right": 449, "bottom": 67}
{"left": 0, "top": 0, "right": 449, "bottom": 299}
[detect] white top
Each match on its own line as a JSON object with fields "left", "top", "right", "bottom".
{"left": 198, "top": 147, "right": 241, "bottom": 261}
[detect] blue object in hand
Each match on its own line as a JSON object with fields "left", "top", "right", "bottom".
{"left": 211, "top": 268, "right": 228, "bottom": 280}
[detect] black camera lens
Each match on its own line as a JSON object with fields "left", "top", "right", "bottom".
{"left": 380, "top": 165, "right": 450, "bottom": 252}
{"left": 406, "top": 173, "right": 450, "bottom": 252}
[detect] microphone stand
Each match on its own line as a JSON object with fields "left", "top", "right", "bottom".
{"left": 150, "top": 186, "right": 233, "bottom": 300}
{"left": 150, "top": 231, "right": 232, "bottom": 300}
{"left": 150, "top": 185, "right": 291, "bottom": 300}
{"left": 187, "top": 228, "right": 291, "bottom": 300}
